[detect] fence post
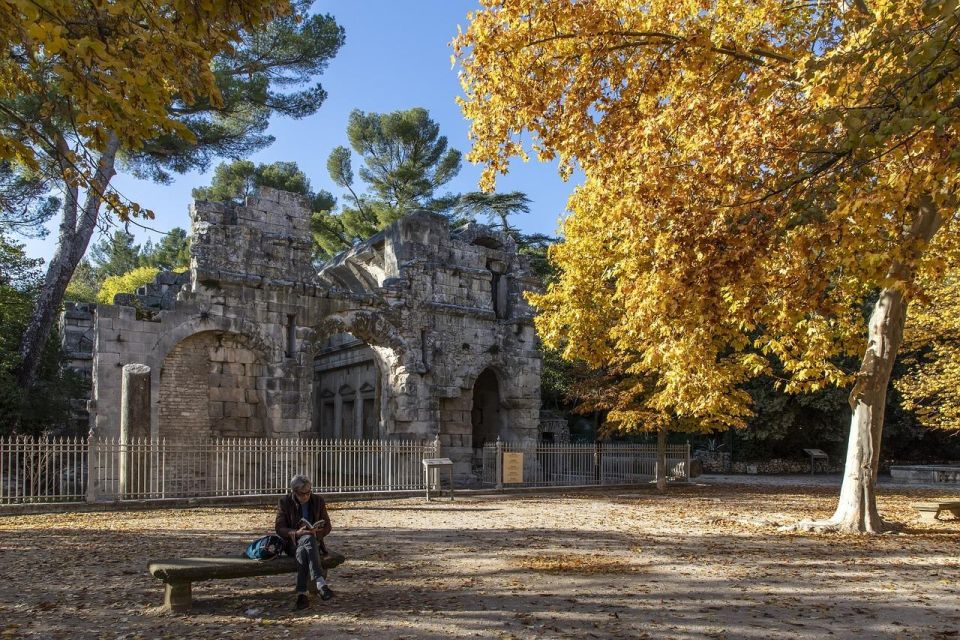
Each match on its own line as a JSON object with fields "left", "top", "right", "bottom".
{"left": 594, "top": 441, "right": 602, "bottom": 485}
{"left": 387, "top": 439, "right": 393, "bottom": 492}
{"left": 432, "top": 434, "right": 442, "bottom": 493}
{"left": 686, "top": 440, "right": 691, "bottom": 482}
{"left": 85, "top": 436, "right": 96, "bottom": 503}
{"left": 495, "top": 437, "right": 503, "bottom": 491}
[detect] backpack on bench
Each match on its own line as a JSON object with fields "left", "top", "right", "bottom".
{"left": 244, "top": 534, "right": 286, "bottom": 560}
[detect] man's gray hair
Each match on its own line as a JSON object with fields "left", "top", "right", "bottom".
{"left": 289, "top": 474, "right": 312, "bottom": 493}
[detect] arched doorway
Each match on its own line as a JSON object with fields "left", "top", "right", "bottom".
{"left": 312, "top": 332, "right": 382, "bottom": 440}
{"left": 158, "top": 330, "right": 267, "bottom": 439}
{"left": 471, "top": 368, "right": 501, "bottom": 448}
{"left": 157, "top": 330, "right": 267, "bottom": 496}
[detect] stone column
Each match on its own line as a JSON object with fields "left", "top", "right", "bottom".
{"left": 119, "top": 363, "right": 151, "bottom": 498}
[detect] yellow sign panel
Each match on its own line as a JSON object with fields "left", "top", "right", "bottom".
{"left": 502, "top": 452, "right": 524, "bottom": 484}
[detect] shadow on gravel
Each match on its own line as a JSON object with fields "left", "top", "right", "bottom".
{"left": 0, "top": 488, "right": 957, "bottom": 639}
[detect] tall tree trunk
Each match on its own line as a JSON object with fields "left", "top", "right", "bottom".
{"left": 655, "top": 425, "right": 667, "bottom": 492}
{"left": 16, "top": 134, "right": 119, "bottom": 390}
{"left": 801, "top": 195, "right": 943, "bottom": 533}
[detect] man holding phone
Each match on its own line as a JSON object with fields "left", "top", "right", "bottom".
{"left": 275, "top": 474, "right": 344, "bottom": 610}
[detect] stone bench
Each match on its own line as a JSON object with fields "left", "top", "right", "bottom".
{"left": 911, "top": 501, "right": 960, "bottom": 523}
{"left": 148, "top": 554, "right": 345, "bottom": 612}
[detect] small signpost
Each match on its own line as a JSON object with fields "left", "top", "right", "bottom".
{"left": 802, "top": 448, "right": 829, "bottom": 475}
{"left": 422, "top": 457, "right": 454, "bottom": 501}
{"left": 502, "top": 452, "right": 524, "bottom": 484}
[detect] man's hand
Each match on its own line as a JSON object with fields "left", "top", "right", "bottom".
{"left": 295, "top": 526, "right": 311, "bottom": 537}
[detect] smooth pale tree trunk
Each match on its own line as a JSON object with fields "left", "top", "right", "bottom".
{"left": 802, "top": 195, "right": 943, "bottom": 533}
{"left": 16, "top": 134, "right": 119, "bottom": 392}
{"left": 655, "top": 426, "right": 667, "bottom": 492}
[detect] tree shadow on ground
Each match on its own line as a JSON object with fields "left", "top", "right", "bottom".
{"left": 0, "top": 488, "right": 957, "bottom": 639}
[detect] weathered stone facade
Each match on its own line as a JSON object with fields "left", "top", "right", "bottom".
{"left": 76, "top": 187, "right": 542, "bottom": 479}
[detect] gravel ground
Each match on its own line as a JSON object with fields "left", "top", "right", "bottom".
{"left": 0, "top": 480, "right": 957, "bottom": 639}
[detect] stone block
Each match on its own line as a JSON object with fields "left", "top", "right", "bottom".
{"left": 97, "top": 352, "right": 121, "bottom": 367}
{"left": 210, "top": 387, "right": 245, "bottom": 403}
{"left": 223, "top": 362, "right": 246, "bottom": 376}
{"left": 234, "top": 403, "right": 253, "bottom": 418}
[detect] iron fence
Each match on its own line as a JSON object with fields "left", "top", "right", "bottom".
{"left": 1, "top": 436, "right": 437, "bottom": 504}
{"left": 0, "top": 436, "right": 88, "bottom": 504}
{"left": 482, "top": 440, "right": 690, "bottom": 488}
{"left": 1, "top": 435, "right": 690, "bottom": 505}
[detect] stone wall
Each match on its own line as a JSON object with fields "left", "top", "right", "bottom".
{"left": 158, "top": 332, "right": 211, "bottom": 439}
{"left": 75, "top": 187, "right": 542, "bottom": 483}
{"left": 158, "top": 331, "right": 266, "bottom": 440}
{"left": 728, "top": 459, "right": 844, "bottom": 474}
{"left": 539, "top": 410, "right": 570, "bottom": 444}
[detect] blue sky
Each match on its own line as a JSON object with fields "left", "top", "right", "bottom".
{"left": 24, "top": 0, "right": 576, "bottom": 263}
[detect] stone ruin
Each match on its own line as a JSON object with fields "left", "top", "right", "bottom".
{"left": 62, "top": 187, "right": 543, "bottom": 480}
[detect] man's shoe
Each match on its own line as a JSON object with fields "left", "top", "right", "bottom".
{"left": 295, "top": 594, "right": 310, "bottom": 610}
{"left": 320, "top": 586, "right": 335, "bottom": 601}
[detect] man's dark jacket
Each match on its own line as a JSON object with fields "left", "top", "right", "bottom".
{"left": 275, "top": 493, "right": 332, "bottom": 556}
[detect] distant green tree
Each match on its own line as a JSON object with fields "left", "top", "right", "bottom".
{"left": 64, "top": 260, "right": 99, "bottom": 303}
{"left": 343, "top": 107, "right": 461, "bottom": 212}
{"left": 192, "top": 160, "right": 334, "bottom": 209}
{"left": 141, "top": 228, "right": 191, "bottom": 271}
{"left": 317, "top": 108, "right": 462, "bottom": 257}
{"left": 455, "top": 191, "right": 530, "bottom": 234}
{"left": 89, "top": 231, "right": 141, "bottom": 280}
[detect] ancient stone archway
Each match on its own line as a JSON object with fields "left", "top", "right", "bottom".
{"left": 158, "top": 331, "right": 267, "bottom": 439}
{"left": 309, "top": 312, "right": 405, "bottom": 440}
{"left": 311, "top": 331, "right": 382, "bottom": 440}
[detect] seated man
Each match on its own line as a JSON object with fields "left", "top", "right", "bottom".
{"left": 275, "top": 474, "right": 345, "bottom": 610}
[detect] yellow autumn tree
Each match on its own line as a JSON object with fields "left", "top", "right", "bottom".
{"left": 0, "top": 0, "right": 289, "bottom": 176}
{"left": 0, "top": 0, "right": 291, "bottom": 385}
{"left": 96, "top": 267, "right": 160, "bottom": 305}
{"left": 456, "top": 0, "right": 960, "bottom": 533}
{"left": 896, "top": 237, "right": 960, "bottom": 432}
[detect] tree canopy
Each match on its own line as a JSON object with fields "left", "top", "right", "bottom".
{"left": 140, "top": 228, "right": 190, "bottom": 272}
{"left": 193, "top": 159, "right": 335, "bottom": 212}
{"left": 315, "top": 108, "right": 463, "bottom": 257}
{"left": 457, "top": 0, "right": 960, "bottom": 532}
{"left": 896, "top": 264, "right": 960, "bottom": 432}
{"left": 1, "top": 0, "right": 297, "bottom": 187}
{"left": 89, "top": 230, "right": 141, "bottom": 280}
